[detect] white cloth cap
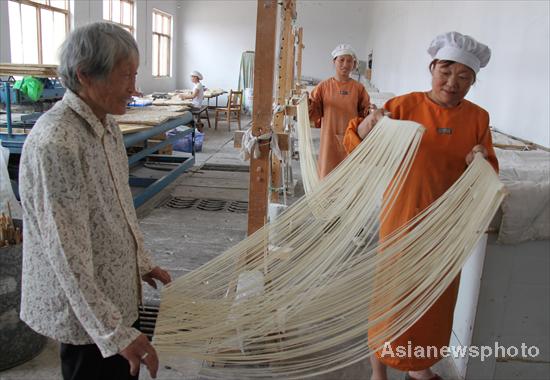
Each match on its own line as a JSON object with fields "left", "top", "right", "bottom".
{"left": 190, "top": 70, "right": 203, "bottom": 80}
{"left": 331, "top": 44, "right": 356, "bottom": 60}
{"left": 427, "top": 31, "right": 491, "bottom": 73}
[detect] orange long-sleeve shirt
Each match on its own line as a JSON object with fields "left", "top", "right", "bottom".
{"left": 344, "top": 91, "right": 498, "bottom": 371}
{"left": 309, "top": 77, "right": 370, "bottom": 179}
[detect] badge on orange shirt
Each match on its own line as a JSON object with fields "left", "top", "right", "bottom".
{"left": 339, "top": 90, "right": 350, "bottom": 95}
{"left": 437, "top": 128, "right": 453, "bottom": 135}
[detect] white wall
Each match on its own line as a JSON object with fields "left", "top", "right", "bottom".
{"left": 135, "top": 0, "right": 181, "bottom": 94}
{"left": 72, "top": 0, "right": 103, "bottom": 27}
{"left": 296, "top": 1, "right": 370, "bottom": 82}
{"left": 72, "top": 0, "right": 182, "bottom": 94}
{"left": 175, "top": 1, "right": 371, "bottom": 102}
{"left": 363, "top": 0, "right": 550, "bottom": 147}
{"left": 2, "top": 1, "right": 548, "bottom": 146}
{"left": 176, "top": 1, "right": 257, "bottom": 94}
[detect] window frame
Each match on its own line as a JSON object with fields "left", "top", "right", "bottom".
{"left": 151, "top": 8, "right": 172, "bottom": 78}
{"left": 103, "top": 0, "right": 135, "bottom": 35}
{"left": 8, "top": 0, "right": 70, "bottom": 64}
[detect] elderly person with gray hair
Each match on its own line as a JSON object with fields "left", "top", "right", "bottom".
{"left": 19, "top": 22, "right": 171, "bottom": 380}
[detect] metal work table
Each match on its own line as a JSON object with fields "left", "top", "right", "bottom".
{"left": 1, "top": 82, "right": 196, "bottom": 208}
{"left": 123, "top": 112, "right": 196, "bottom": 208}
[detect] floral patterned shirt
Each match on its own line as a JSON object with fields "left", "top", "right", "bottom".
{"left": 19, "top": 89, "right": 155, "bottom": 357}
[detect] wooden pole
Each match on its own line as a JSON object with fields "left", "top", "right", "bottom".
{"left": 286, "top": 26, "right": 296, "bottom": 94}
{"left": 247, "top": 0, "right": 278, "bottom": 235}
{"left": 271, "top": 0, "right": 295, "bottom": 202}
{"left": 273, "top": 0, "right": 295, "bottom": 132}
{"left": 296, "top": 27, "right": 304, "bottom": 91}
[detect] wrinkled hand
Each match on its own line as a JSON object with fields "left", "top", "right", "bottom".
{"left": 357, "top": 108, "right": 388, "bottom": 139}
{"left": 465, "top": 144, "right": 488, "bottom": 165}
{"left": 142, "top": 266, "right": 172, "bottom": 289}
{"left": 120, "top": 333, "right": 158, "bottom": 378}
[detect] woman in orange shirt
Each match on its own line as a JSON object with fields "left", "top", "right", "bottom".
{"left": 343, "top": 32, "right": 498, "bottom": 380}
{"left": 309, "top": 44, "right": 371, "bottom": 179}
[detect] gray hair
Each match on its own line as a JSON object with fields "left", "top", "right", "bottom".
{"left": 57, "top": 21, "right": 139, "bottom": 93}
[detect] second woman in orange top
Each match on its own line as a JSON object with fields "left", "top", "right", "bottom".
{"left": 309, "top": 43, "right": 371, "bottom": 179}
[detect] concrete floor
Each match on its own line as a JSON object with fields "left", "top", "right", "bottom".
{"left": 0, "top": 114, "right": 459, "bottom": 380}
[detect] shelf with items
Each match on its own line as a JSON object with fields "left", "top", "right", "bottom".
{"left": 0, "top": 67, "right": 65, "bottom": 154}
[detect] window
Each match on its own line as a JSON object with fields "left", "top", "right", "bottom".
{"left": 152, "top": 9, "right": 172, "bottom": 77}
{"left": 103, "top": 0, "right": 135, "bottom": 35}
{"left": 8, "top": 0, "right": 69, "bottom": 64}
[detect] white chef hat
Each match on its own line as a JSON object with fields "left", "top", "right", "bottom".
{"left": 189, "top": 70, "right": 203, "bottom": 80}
{"left": 331, "top": 44, "right": 357, "bottom": 60}
{"left": 427, "top": 31, "right": 491, "bottom": 74}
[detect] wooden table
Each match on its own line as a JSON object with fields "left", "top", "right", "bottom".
{"left": 175, "top": 89, "right": 227, "bottom": 109}
{"left": 204, "top": 89, "right": 227, "bottom": 109}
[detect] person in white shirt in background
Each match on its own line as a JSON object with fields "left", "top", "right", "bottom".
{"left": 179, "top": 70, "right": 205, "bottom": 108}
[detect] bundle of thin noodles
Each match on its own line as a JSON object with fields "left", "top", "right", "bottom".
{"left": 295, "top": 94, "right": 320, "bottom": 194}
{"left": 153, "top": 116, "right": 505, "bottom": 379}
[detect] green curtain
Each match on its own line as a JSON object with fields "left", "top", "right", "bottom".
{"left": 238, "top": 51, "right": 255, "bottom": 113}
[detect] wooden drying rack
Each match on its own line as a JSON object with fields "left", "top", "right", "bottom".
{"left": 240, "top": 0, "right": 304, "bottom": 235}
{"left": 0, "top": 64, "right": 58, "bottom": 78}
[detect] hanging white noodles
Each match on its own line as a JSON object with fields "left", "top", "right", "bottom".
{"left": 153, "top": 117, "right": 505, "bottom": 379}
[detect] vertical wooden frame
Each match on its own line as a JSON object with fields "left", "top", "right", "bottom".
{"left": 270, "top": 0, "right": 295, "bottom": 202}
{"left": 247, "top": 0, "right": 278, "bottom": 236}
{"left": 296, "top": 27, "right": 304, "bottom": 89}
